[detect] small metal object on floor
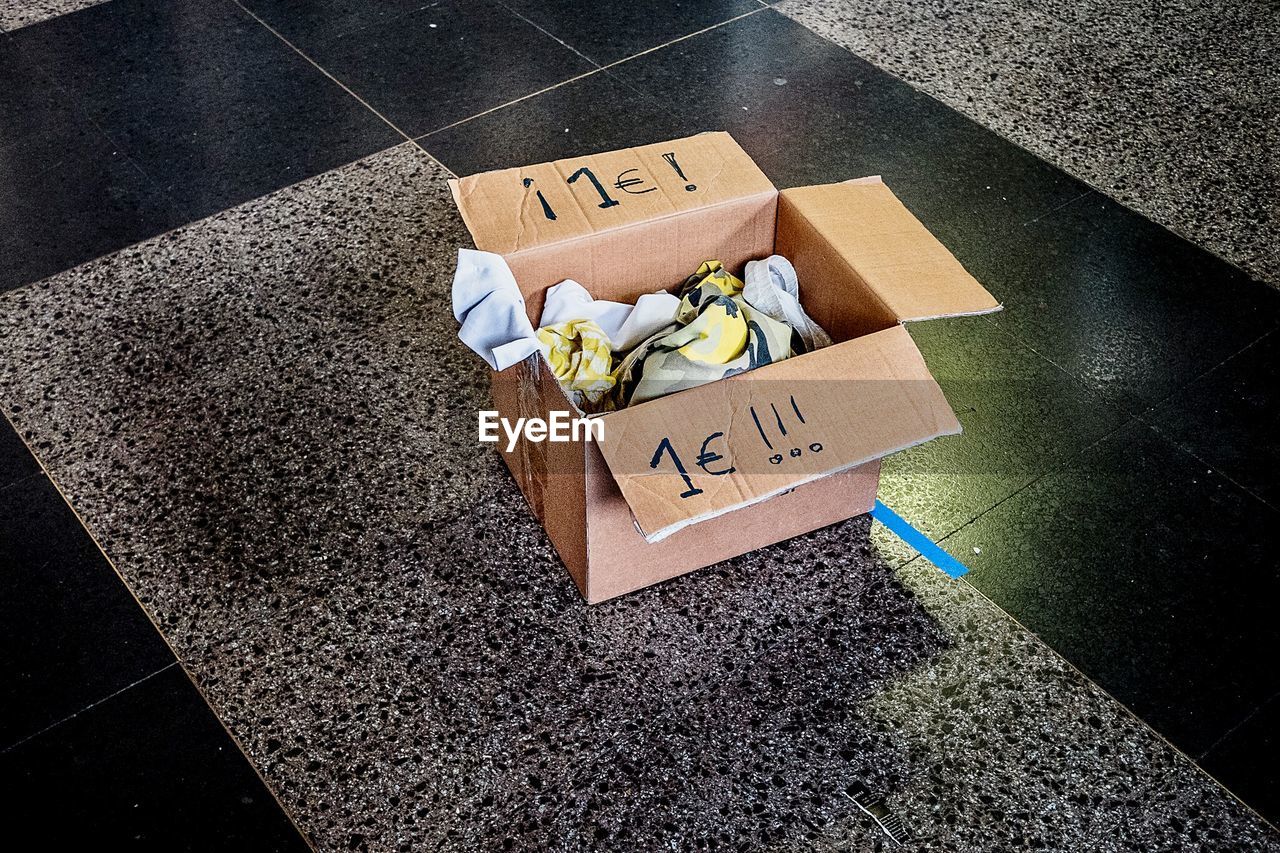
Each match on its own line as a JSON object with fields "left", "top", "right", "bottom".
{"left": 845, "top": 782, "right": 907, "bottom": 845}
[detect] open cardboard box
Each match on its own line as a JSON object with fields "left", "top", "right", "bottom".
{"left": 449, "top": 132, "right": 1000, "bottom": 603}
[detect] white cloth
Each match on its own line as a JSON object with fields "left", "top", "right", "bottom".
{"left": 540, "top": 280, "right": 680, "bottom": 351}
{"left": 452, "top": 249, "right": 540, "bottom": 371}
{"left": 743, "top": 255, "right": 833, "bottom": 352}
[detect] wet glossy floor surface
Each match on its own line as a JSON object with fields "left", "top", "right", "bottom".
{"left": 2, "top": 0, "right": 1277, "bottom": 849}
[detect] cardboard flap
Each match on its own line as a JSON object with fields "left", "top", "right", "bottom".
{"left": 448, "top": 133, "right": 776, "bottom": 255}
{"left": 779, "top": 179, "right": 1001, "bottom": 321}
{"left": 595, "top": 325, "right": 960, "bottom": 541}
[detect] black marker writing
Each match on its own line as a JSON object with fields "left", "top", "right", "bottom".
{"left": 749, "top": 405, "right": 774, "bottom": 450}
{"left": 614, "top": 168, "right": 655, "bottom": 195}
{"left": 791, "top": 395, "right": 805, "bottom": 424}
{"left": 662, "top": 152, "right": 697, "bottom": 192}
{"left": 567, "top": 166, "right": 620, "bottom": 209}
{"left": 771, "top": 402, "right": 787, "bottom": 436}
{"left": 522, "top": 177, "right": 557, "bottom": 221}
{"left": 651, "top": 437, "right": 703, "bottom": 498}
{"left": 696, "top": 432, "right": 735, "bottom": 476}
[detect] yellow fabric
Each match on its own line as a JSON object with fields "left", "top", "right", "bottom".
{"left": 674, "top": 260, "right": 749, "bottom": 364}
{"left": 675, "top": 299, "right": 748, "bottom": 364}
{"left": 536, "top": 319, "right": 616, "bottom": 407}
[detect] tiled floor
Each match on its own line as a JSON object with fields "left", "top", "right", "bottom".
{"left": 2, "top": 0, "right": 1278, "bottom": 849}
{"left": 777, "top": 0, "right": 1280, "bottom": 287}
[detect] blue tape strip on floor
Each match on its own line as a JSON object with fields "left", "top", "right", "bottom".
{"left": 870, "top": 500, "right": 969, "bottom": 579}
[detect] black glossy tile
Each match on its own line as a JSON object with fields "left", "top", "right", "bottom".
{"left": 873, "top": 317, "right": 1128, "bottom": 562}
{"left": 0, "top": 30, "right": 74, "bottom": 148}
{"left": 1200, "top": 695, "right": 1280, "bottom": 827}
{"left": 0, "top": 472, "right": 174, "bottom": 748}
{"left": 235, "top": 0, "right": 428, "bottom": 45}
{"left": 0, "top": 125, "right": 184, "bottom": 292}
{"left": 1, "top": 27, "right": 185, "bottom": 291}
{"left": 982, "top": 192, "right": 1280, "bottom": 412}
{"left": 945, "top": 421, "right": 1280, "bottom": 759}
{"left": 422, "top": 69, "right": 692, "bottom": 174}
{"left": 1150, "top": 329, "right": 1280, "bottom": 511}
{"left": 1, "top": 665, "right": 310, "bottom": 850}
{"left": 246, "top": 0, "right": 596, "bottom": 139}
{"left": 608, "top": 9, "right": 1093, "bottom": 262}
{"left": 498, "top": 0, "right": 761, "bottom": 65}
{"left": 11, "top": 0, "right": 400, "bottom": 223}
{"left": 0, "top": 414, "right": 40, "bottom": 489}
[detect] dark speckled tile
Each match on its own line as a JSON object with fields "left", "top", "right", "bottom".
{"left": 823, "top": 561, "right": 1280, "bottom": 852}
{"left": 0, "top": 144, "right": 484, "bottom": 653}
{"left": 496, "top": 0, "right": 762, "bottom": 65}
{"left": 1148, "top": 329, "right": 1280, "bottom": 511}
{"left": 10, "top": 0, "right": 401, "bottom": 224}
{"left": 240, "top": 0, "right": 596, "bottom": 139}
{"left": 489, "top": 557, "right": 1279, "bottom": 851}
{"left": 0, "top": 0, "right": 107, "bottom": 31}
{"left": 2, "top": 665, "right": 310, "bottom": 850}
{"left": 945, "top": 422, "right": 1280, "bottom": 762}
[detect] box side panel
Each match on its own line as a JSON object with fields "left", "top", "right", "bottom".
{"left": 775, "top": 192, "right": 900, "bottom": 343}
{"left": 779, "top": 180, "right": 1001, "bottom": 322}
{"left": 583, "top": 445, "right": 879, "bottom": 603}
{"left": 450, "top": 132, "right": 776, "bottom": 255}
{"left": 593, "top": 325, "right": 960, "bottom": 540}
{"left": 504, "top": 192, "right": 777, "bottom": 325}
{"left": 489, "top": 358, "right": 589, "bottom": 591}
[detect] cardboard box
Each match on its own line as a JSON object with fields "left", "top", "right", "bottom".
{"left": 449, "top": 132, "right": 1000, "bottom": 603}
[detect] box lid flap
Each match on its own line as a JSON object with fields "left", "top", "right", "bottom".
{"left": 779, "top": 179, "right": 1001, "bottom": 321}
{"left": 448, "top": 132, "right": 776, "bottom": 255}
{"left": 594, "top": 325, "right": 960, "bottom": 541}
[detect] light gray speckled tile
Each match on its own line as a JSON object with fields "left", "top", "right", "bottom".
{"left": 0, "top": 142, "right": 491, "bottom": 653}
{"left": 777, "top": 0, "right": 1280, "bottom": 287}
{"left": 194, "top": 516, "right": 947, "bottom": 851}
{"left": 0, "top": 0, "right": 107, "bottom": 31}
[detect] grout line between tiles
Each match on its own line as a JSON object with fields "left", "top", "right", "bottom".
{"left": 1021, "top": 188, "right": 1094, "bottom": 225}
{"left": 414, "top": 67, "right": 610, "bottom": 142}
{"left": 225, "top": 0, "right": 456, "bottom": 182}
{"left": 0, "top": 468, "right": 43, "bottom": 495}
{"left": 1, "top": 661, "right": 179, "bottom": 755}
{"left": 943, "top": 559, "right": 1280, "bottom": 835}
{"left": 415, "top": 4, "right": 767, "bottom": 144}
{"left": 0, "top": 407, "right": 318, "bottom": 850}
{"left": 490, "top": 0, "right": 602, "bottom": 68}
{"left": 1199, "top": 688, "right": 1280, "bottom": 762}
{"left": 228, "top": 0, "right": 415, "bottom": 145}
{"left": 770, "top": 3, "right": 1273, "bottom": 289}
{"left": 1133, "top": 326, "right": 1280, "bottom": 516}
